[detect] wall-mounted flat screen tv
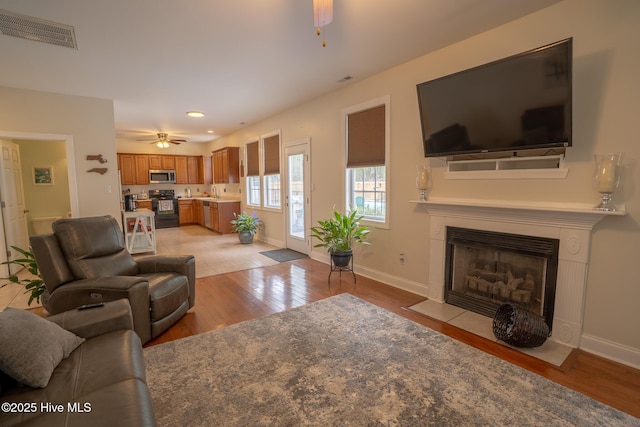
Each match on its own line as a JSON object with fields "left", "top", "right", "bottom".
{"left": 417, "top": 38, "right": 572, "bottom": 158}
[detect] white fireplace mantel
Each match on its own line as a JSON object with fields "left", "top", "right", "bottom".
{"left": 413, "top": 197, "right": 625, "bottom": 348}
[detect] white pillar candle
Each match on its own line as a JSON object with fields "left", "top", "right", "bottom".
{"left": 598, "top": 157, "right": 617, "bottom": 192}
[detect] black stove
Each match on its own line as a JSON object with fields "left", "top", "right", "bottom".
{"left": 149, "top": 189, "right": 179, "bottom": 229}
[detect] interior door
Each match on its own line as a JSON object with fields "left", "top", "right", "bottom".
{"left": 284, "top": 139, "right": 310, "bottom": 254}
{"left": 0, "top": 139, "right": 29, "bottom": 275}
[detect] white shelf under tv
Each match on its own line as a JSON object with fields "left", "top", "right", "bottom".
{"left": 444, "top": 154, "right": 568, "bottom": 180}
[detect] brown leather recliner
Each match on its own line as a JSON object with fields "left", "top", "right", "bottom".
{"left": 29, "top": 215, "right": 195, "bottom": 344}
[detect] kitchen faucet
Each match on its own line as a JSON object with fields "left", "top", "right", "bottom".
{"left": 211, "top": 185, "right": 218, "bottom": 198}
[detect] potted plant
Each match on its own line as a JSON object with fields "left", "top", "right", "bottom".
{"left": 230, "top": 211, "right": 262, "bottom": 244}
{"left": 310, "top": 209, "right": 370, "bottom": 267}
{"left": 0, "top": 246, "right": 46, "bottom": 306}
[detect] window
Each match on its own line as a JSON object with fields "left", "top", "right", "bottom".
{"left": 262, "top": 133, "right": 281, "bottom": 209}
{"left": 244, "top": 132, "right": 282, "bottom": 210}
{"left": 245, "top": 140, "right": 260, "bottom": 206}
{"left": 344, "top": 97, "right": 390, "bottom": 226}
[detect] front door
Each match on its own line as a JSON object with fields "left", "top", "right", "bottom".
{"left": 0, "top": 139, "right": 29, "bottom": 275}
{"left": 284, "top": 139, "right": 310, "bottom": 254}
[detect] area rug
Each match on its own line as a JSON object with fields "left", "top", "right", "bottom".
{"left": 143, "top": 294, "right": 637, "bottom": 426}
{"left": 259, "top": 248, "right": 308, "bottom": 262}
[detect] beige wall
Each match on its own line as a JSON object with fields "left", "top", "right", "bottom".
{"left": 0, "top": 86, "right": 121, "bottom": 221}
{"left": 215, "top": 0, "right": 640, "bottom": 366}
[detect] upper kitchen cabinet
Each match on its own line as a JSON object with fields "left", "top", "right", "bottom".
{"left": 212, "top": 147, "right": 239, "bottom": 184}
{"left": 135, "top": 155, "right": 150, "bottom": 185}
{"left": 118, "top": 153, "right": 149, "bottom": 185}
{"left": 118, "top": 154, "right": 136, "bottom": 185}
{"left": 175, "top": 155, "right": 212, "bottom": 184}
{"left": 149, "top": 155, "right": 175, "bottom": 170}
{"left": 119, "top": 152, "right": 211, "bottom": 185}
{"left": 175, "top": 156, "right": 188, "bottom": 184}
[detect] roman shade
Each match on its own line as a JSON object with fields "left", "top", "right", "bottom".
{"left": 263, "top": 134, "right": 280, "bottom": 175}
{"left": 347, "top": 104, "right": 386, "bottom": 168}
{"left": 246, "top": 140, "right": 259, "bottom": 177}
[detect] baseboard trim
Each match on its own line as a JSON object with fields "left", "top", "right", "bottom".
{"left": 257, "top": 236, "right": 284, "bottom": 248}
{"left": 308, "top": 253, "right": 428, "bottom": 298}
{"left": 580, "top": 333, "right": 640, "bottom": 370}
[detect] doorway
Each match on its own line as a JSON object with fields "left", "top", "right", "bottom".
{"left": 0, "top": 131, "right": 78, "bottom": 276}
{"left": 284, "top": 138, "right": 310, "bottom": 254}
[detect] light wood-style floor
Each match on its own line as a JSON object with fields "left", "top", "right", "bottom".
{"left": 146, "top": 257, "right": 640, "bottom": 419}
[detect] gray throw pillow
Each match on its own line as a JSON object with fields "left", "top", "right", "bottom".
{"left": 0, "top": 308, "right": 85, "bottom": 388}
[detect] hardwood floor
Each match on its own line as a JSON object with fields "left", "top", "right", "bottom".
{"left": 146, "top": 258, "right": 640, "bottom": 419}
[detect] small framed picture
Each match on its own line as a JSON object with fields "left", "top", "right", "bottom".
{"left": 33, "top": 166, "right": 54, "bottom": 185}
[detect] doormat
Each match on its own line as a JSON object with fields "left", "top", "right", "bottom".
{"left": 260, "top": 249, "right": 308, "bottom": 262}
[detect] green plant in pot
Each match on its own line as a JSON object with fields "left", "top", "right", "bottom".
{"left": 231, "top": 211, "right": 262, "bottom": 244}
{"left": 0, "top": 246, "right": 46, "bottom": 306}
{"left": 310, "top": 209, "right": 370, "bottom": 267}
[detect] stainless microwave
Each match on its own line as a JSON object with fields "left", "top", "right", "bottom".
{"left": 149, "top": 169, "right": 176, "bottom": 184}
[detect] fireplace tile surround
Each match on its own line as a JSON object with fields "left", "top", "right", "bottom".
{"left": 417, "top": 198, "right": 625, "bottom": 348}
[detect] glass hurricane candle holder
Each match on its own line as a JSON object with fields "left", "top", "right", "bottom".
{"left": 416, "top": 165, "right": 430, "bottom": 201}
{"left": 593, "top": 152, "right": 622, "bottom": 211}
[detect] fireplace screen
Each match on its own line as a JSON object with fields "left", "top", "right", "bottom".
{"left": 445, "top": 227, "right": 558, "bottom": 330}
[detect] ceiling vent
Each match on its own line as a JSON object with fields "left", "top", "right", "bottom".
{"left": 0, "top": 9, "right": 77, "bottom": 49}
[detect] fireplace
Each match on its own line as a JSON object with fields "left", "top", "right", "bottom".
{"left": 444, "top": 227, "right": 559, "bottom": 331}
{"left": 421, "top": 198, "right": 623, "bottom": 348}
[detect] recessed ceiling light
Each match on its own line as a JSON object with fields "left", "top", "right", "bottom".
{"left": 207, "top": 130, "right": 214, "bottom": 133}
{"left": 186, "top": 111, "right": 205, "bottom": 118}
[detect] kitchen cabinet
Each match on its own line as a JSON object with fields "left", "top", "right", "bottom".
{"left": 135, "top": 155, "right": 150, "bottom": 185}
{"left": 175, "top": 156, "right": 188, "bottom": 184}
{"left": 212, "top": 147, "right": 239, "bottom": 184}
{"left": 118, "top": 154, "right": 149, "bottom": 185}
{"left": 187, "top": 156, "right": 200, "bottom": 184}
{"left": 122, "top": 209, "right": 156, "bottom": 254}
{"left": 178, "top": 199, "right": 194, "bottom": 224}
{"left": 119, "top": 152, "right": 211, "bottom": 185}
{"left": 175, "top": 155, "right": 208, "bottom": 184}
{"left": 149, "top": 155, "right": 175, "bottom": 170}
{"left": 202, "top": 155, "right": 212, "bottom": 185}
{"left": 118, "top": 154, "right": 136, "bottom": 185}
{"left": 137, "top": 200, "right": 152, "bottom": 210}
{"left": 194, "top": 199, "right": 204, "bottom": 226}
{"left": 210, "top": 201, "right": 240, "bottom": 234}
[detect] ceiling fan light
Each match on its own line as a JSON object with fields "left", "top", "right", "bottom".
{"left": 313, "top": 0, "right": 333, "bottom": 28}
{"left": 313, "top": 0, "right": 333, "bottom": 47}
{"left": 157, "top": 141, "right": 164, "bottom": 148}
{"left": 162, "top": 141, "right": 170, "bottom": 148}
{"left": 186, "top": 111, "right": 205, "bottom": 118}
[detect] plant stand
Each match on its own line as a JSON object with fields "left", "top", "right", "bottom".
{"left": 328, "top": 253, "right": 356, "bottom": 284}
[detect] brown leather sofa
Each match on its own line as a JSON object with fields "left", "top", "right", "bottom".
{"left": 29, "top": 215, "right": 195, "bottom": 344}
{"left": 0, "top": 299, "right": 156, "bottom": 427}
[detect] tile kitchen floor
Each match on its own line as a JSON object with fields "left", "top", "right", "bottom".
{"left": 0, "top": 225, "right": 281, "bottom": 311}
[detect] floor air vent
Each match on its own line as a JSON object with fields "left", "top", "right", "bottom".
{"left": 0, "top": 9, "right": 77, "bottom": 49}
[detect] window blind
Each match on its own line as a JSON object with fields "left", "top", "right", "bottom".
{"left": 246, "top": 140, "right": 259, "bottom": 177}
{"left": 263, "top": 134, "right": 280, "bottom": 175}
{"left": 347, "top": 104, "right": 385, "bottom": 168}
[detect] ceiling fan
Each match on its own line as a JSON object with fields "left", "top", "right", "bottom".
{"left": 137, "top": 132, "right": 187, "bottom": 148}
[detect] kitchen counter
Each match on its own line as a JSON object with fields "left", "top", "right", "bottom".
{"left": 178, "top": 197, "right": 241, "bottom": 204}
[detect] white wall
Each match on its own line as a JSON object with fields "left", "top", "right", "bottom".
{"left": 0, "top": 87, "right": 121, "bottom": 221}
{"left": 214, "top": 0, "right": 640, "bottom": 366}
